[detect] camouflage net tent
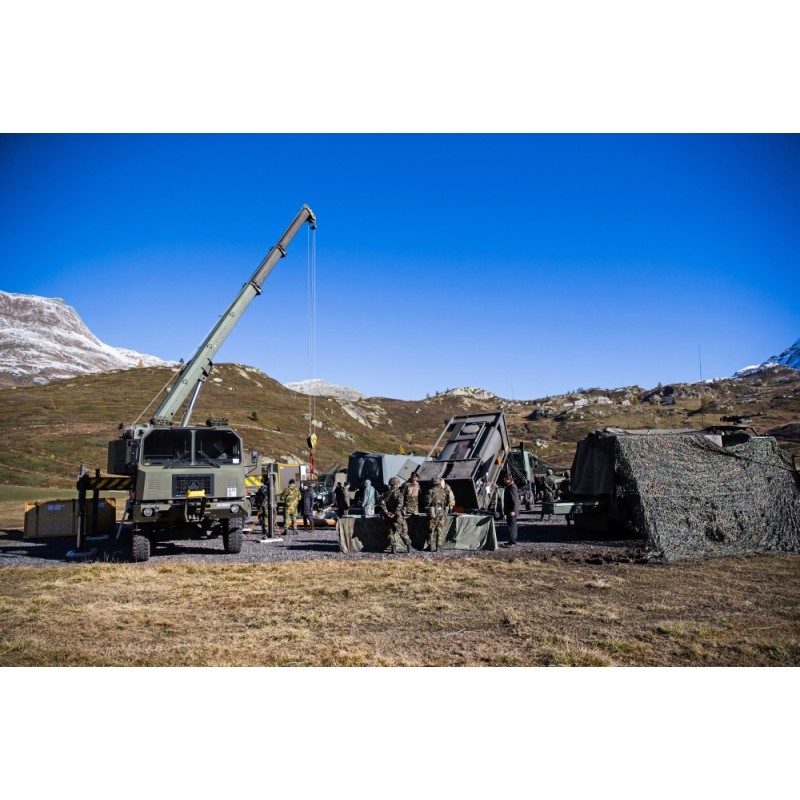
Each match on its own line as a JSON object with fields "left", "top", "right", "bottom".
{"left": 570, "top": 428, "right": 800, "bottom": 561}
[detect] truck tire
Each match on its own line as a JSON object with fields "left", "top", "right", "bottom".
{"left": 222, "top": 518, "right": 244, "bottom": 554}
{"left": 131, "top": 532, "right": 151, "bottom": 562}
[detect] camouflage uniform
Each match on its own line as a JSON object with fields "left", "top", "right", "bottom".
{"left": 379, "top": 484, "right": 412, "bottom": 553}
{"left": 444, "top": 483, "right": 456, "bottom": 512}
{"left": 425, "top": 481, "right": 455, "bottom": 550}
{"left": 543, "top": 471, "right": 559, "bottom": 503}
{"left": 253, "top": 484, "right": 269, "bottom": 534}
{"left": 280, "top": 483, "right": 301, "bottom": 532}
{"left": 540, "top": 470, "right": 559, "bottom": 522}
{"left": 402, "top": 477, "right": 421, "bottom": 515}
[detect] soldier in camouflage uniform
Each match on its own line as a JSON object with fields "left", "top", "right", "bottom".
{"left": 402, "top": 472, "right": 421, "bottom": 515}
{"left": 280, "top": 479, "right": 301, "bottom": 533}
{"left": 379, "top": 477, "right": 414, "bottom": 554}
{"left": 425, "top": 477, "right": 455, "bottom": 551}
{"left": 540, "top": 468, "right": 559, "bottom": 521}
{"left": 253, "top": 483, "right": 270, "bottom": 535}
{"left": 543, "top": 469, "right": 559, "bottom": 502}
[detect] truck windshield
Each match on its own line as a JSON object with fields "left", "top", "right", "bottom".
{"left": 142, "top": 429, "right": 192, "bottom": 465}
{"left": 194, "top": 430, "right": 241, "bottom": 465}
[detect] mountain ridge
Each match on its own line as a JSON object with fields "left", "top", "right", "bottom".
{"left": 0, "top": 291, "right": 175, "bottom": 389}
{"left": 735, "top": 337, "right": 800, "bottom": 377}
{"left": 1, "top": 360, "right": 798, "bottom": 490}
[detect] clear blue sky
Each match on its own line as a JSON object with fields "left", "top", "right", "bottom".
{"left": 1, "top": 134, "right": 798, "bottom": 400}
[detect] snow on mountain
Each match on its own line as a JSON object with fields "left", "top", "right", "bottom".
{"left": 773, "top": 338, "right": 800, "bottom": 370}
{"left": 735, "top": 337, "right": 800, "bottom": 378}
{"left": 284, "top": 378, "right": 366, "bottom": 402}
{"left": 0, "top": 291, "right": 175, "bottom": 388}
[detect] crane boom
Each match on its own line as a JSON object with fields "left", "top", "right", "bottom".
{"left": 152, "top": 204, "right": 316, "bottom": 425}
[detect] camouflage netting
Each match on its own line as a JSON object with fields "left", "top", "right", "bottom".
{"left": 610, "top": 433, "right": 800, "bottom": 561}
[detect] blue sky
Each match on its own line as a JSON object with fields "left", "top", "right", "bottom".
{"left": 1, "top": 133, "right": 798, "bottom": 400}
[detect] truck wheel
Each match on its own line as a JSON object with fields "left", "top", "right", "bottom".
{"left": 223, "top": 518, "right": 244, "bottom": 554}
{"left": 131, "top": 532, "right": 151, "bottom": 562}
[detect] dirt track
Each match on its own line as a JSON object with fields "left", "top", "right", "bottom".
{"left": 0, "top": 505, "right": 644, "bottom": 568}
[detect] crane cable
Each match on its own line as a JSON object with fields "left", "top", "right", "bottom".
{"left": 306, "top": 221, "right": 318, "bottom": 474}
{"left": 130, "top": 368, "right": 179, "bottom": 427}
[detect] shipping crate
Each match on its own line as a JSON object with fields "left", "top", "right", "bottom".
{"left": 23, "top": 498, "right": 117, "bottom": 539}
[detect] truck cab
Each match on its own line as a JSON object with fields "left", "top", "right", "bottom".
{"left": 109, "top": 422, "right": 251, "bottom": 542}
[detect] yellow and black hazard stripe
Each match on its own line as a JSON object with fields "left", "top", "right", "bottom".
{"left": 245, "top": 475, "right": 264, "bottom": 489}
{"left": 78, "top": 475, "right": 135, "bottom": 491}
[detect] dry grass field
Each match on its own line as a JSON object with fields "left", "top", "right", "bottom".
{"left": 2, "top": 552, "right": 798, "bottom": 667}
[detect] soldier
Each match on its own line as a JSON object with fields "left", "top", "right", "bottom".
{"left": 334, "top": 481, "right": 348, "bottom": 517}
{"left": 444, "top": 480, "right": 456, "bottom": 513}
{"left": 253, "top": 482, "right": 270, "bottom": 536}
{"left": 540, "top": 468, "right": 559, "bottom": 521}
{"left": 425, "top": 477, "right": 455, "bottom": 551}
{"left": 402, "top": 472, "right": 421, "bottom": 515}
{"left": 379, "top": 476, "right": 414, "bottom": 555}
{"left": 559, "top": 470, "right": 573, "bottom": 527}
{"left": 543, "top": 468, "right": 559, "bottom": 502}
{"left": 300, "top": 482, "right": 315, "bottom": 529}
{"left": 280, "top": 479, "right": 301, "bottom": 533}
{"left": 501, "top": 473, "right": 520, "bottom": 548}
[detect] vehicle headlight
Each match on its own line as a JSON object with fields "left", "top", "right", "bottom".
{"left": 230, "top": 504, "right": 241, "bottom": 514}
{"left": 142, "top": 507, "right": 154, "bottom": 517}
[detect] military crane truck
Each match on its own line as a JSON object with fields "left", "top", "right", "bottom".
{"left": 106, "top": 204, "right": 317, "bottom": 561}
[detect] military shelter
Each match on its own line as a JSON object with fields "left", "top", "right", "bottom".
{"left": 570, "top": 428, "right": 800, "bottom": 560}
{"left": 346, "top": 453, "right": 426, "bottom": 493}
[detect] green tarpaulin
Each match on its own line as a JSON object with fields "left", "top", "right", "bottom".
{"left": 337, "top": 513, "right": 497, "bottom": 553}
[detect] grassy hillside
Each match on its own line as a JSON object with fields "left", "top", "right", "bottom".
{"left": 0, "top": 363, "right": 798, "bottom": 489}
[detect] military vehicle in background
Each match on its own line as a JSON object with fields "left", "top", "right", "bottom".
{"left": 261, "top": 460, "right": 309, "bottom": 496}
{"left": 415, "top": 412, "right": 510, "bottom": 512}
{"left": 500, "top": 444, "right": 538, "bottom": 510}
{"left": 101, "top": 205, "right": 317, "bottom": 561}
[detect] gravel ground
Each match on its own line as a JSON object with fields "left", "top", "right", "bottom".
{"left": 0, "top": 507, "right": 645, "bottom": 568}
